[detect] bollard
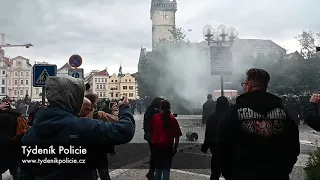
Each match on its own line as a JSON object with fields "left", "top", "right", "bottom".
{"left": 186, "top": 131, "right": 198, "bottom": 141}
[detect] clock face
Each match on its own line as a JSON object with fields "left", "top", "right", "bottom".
{"left": 161, "top": 13, "right": 169, "bottom": 20}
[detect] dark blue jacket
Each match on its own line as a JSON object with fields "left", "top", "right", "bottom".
{"left": 20, "top": 105, "right": 135, "bottom": 180}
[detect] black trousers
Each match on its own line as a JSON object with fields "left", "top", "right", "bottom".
{"left": 147, "top": 141, "right": 155, "bottom": 174}
{"left": 210, "top": 147, "right": 232, "bottom": 180}
{"left": 97, "top": 155, "right": 111, "bottom": 180}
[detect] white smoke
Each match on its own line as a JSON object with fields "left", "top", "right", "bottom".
{"left": 153, "top": 42, "right": 222, "bottom": 110}
{"left": 151, "top": 40, "right": 278, "bottom": 110}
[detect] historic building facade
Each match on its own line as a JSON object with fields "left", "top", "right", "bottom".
{"left": 85, "top": 68, "right": 109, "bottom": 99}
{"left": 7, "top": 56, "right": 32, "bottom": 99}
{"left": 150, "top": 0, "right": 177, "bottom": 48}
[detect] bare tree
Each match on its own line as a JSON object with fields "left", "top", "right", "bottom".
{"left": 295, "top": 30, "right": 319, "bottom": 59}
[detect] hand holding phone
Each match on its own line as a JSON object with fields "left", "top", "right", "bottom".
{"left": 118, "top": 96, "right": 129, "bottom": 107}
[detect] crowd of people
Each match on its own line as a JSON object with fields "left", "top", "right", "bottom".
{"left": 0, "top": 68, "right": 320, "bottom": 180}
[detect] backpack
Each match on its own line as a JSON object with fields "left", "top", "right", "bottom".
{"left": 11, "top": 116, "right": 29, "bottom": 140}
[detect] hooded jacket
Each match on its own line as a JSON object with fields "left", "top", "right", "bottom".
{"left": 20, "top": 76, "right": 135, "bottom": 180}
{"left": 217, "top": 90, "right": 300, "bottom": 180}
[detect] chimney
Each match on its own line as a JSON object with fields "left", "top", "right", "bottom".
{"left": 105, "top": 67, "right": 107, "bottom": 71}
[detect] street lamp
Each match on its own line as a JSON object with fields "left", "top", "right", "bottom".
{"left": 203, "top": 24, "right": 238, "bottom": 96}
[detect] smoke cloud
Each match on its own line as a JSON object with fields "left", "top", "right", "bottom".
{"left": 149, "top": 40, "right": 283, "bottom": 111}
{"left": 152, "top": 42, "right": 222, "bottom": 110}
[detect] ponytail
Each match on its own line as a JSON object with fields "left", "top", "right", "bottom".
{"left": 162, "top": 109, "right": 171, "bottom": 130}
{"left": 160, "top": 100, "right": 171, "bottom": 130}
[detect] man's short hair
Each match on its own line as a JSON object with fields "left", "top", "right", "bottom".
{"left": 85, "top": 93, "right": 98, "bottom": 105}
{"left": 246, "top": 68, "right": 270, "bottom": 89}
{"left": 83, "top": 97, "right": 91, "bottom": 105}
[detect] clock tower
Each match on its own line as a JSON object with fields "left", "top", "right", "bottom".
{"left": 150, "top": 0, "right": 177, "bottom": 48}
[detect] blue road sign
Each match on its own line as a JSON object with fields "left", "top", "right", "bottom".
{"left": 33, "top": 64, "right": 57, "bottom": 87}
{"left": 69, "top": 54, "right": 82, "bottom": 68}
{"left": 72, "top": 72, "right": 80, "bottom": 78}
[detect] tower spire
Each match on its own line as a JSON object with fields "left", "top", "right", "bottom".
{"left": 118, "top": 61, "right": 123, "bottom": 77}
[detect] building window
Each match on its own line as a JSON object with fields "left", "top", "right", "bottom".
{"left": 129, "top": 93, "right": 133, "bottom": 97}
{"left": 111, "top": 80, "right": 113, "bottom": 82}
{"left": 103, "top": 85, "right": 106, "bottom": 89}
{"left": 125, "top": 79, "right": 127, "bottom": 82}
{"left": 115, "top": 93, "right": 118, "bottom": 97}
{"left": 96, "top": 85, "right": 99, "bottom": 89}
{"left": 21, "top": 72, "right": 23, "bottom": 76}
{"left": 20, "top": 90, "right": 23, "bottom": 95}
{"left": 1, "top": 87, "right": 5, "bottom": 94}
{"left": 105, "top": 78, "right": 107, "bottom": 82}
{"left": 115, "top": 80, "right": 117, "bottom": 82}
{"left": 26, "top": 80, "right": 28, "bottom": 85}
{"left": 14, "top": 80, "right": 17, "bottom": 85}
{"left": 123, "top": 86, "right": 127, "bottom": 90}
{"left": 129, "top": 86, "right": 133, "bottom": 90}
{"left": 17, "top": 61, "right": 21, "bottom": 66}
{"left": 100, "top": 92, "right": 102, "bottom": 97}
{"left": 2, "top": 70, "right": 5, "bottom": 75}
{"left": 100, "top": 85, "right": 102, "bottom": 89}
{"left": 110, "top": 93, "right": 113, "bottom": 98}
{"left": 26, "top": 72, "right": 29, "bottom": 77}
{"left": 14, "top": 90, "right": 17, "bottom": 95}
{"left": 26, "top": 90, "right": 28, "bottom": 95}
{"left": 123, "top": 93, "right": 127, "bottom": 97}
{"left": 15, "top": 72, "right": 18, "bottom": 77}
{"left": 103, "top": 92, "right": 106, "bottom": 97}
{"left": 21, "top": 80, "right": 23, "bottom": 85}
{"left": 129, "top": 79, "right": 131, "bottom": 82}
{"left": 1, "top": 79, "right": 4, "bottom": 85}
{"left": 98, "top": 79, "right": 100, "bottom": 82}
{"left": 95, "top": 78, "right": 97, "bottom": 82}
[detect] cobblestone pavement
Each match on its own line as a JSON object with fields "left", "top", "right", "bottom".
{"left": 2, "top": 115, "right": 320, "bottom": 180}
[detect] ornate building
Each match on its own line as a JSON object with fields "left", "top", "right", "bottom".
{"left": 7, "top": 56, "right": 32, "bottom": 99}
{"left": 85, "top": 68, "right": 109, "bottom": 99}
{"left": 150, "top": 0, "right": 177, "bottom": 48}
{"left": 109, "top": 65, "right": 137, "bottom": 100}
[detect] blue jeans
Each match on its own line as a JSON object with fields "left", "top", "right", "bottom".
{"left": 155, "top": 169, "right": 170, "bottom": 180}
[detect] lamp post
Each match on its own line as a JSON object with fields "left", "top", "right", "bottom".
{"left": 202, "top": 25, "right": 238, "bottom": 96}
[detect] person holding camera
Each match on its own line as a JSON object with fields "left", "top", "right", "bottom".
{"left": 304, "top": 94, "right": 320, "bottom": 131}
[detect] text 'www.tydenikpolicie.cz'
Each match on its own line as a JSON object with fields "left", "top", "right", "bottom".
{"left": 21, "top": 157, "right": 86, "bottom": 165}
{"left": 21, "top": 145, "right": 88, "bottom": 165}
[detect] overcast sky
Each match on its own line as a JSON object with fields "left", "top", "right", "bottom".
{"left": 0, "top": 0, "right": 319, "bottom": 74}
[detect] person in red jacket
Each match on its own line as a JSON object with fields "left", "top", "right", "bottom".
{"left": 151, "top": 100, "right": 182, "bottom": 180}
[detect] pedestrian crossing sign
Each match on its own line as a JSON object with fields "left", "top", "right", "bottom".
{"left": 33, "top": 64, "right": 57, "bottom": 87}
{"left": 36, "top": 69, "right": 49, "bottom": 84}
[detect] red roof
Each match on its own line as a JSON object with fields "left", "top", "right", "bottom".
{"left": 93, "top": 69, "right": 109, "bottom": 76}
